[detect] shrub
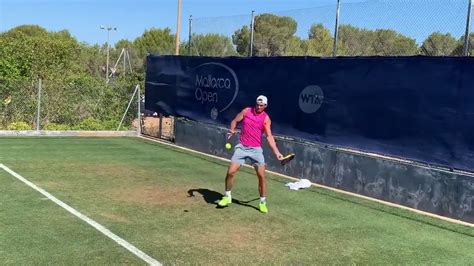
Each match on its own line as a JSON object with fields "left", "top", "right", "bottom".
{"left": 102, "top": 120, "right": 120, "bottom": 130}
{"left": 73, "top": 118, "right": 105, "bottom": 130}
{"left": 7, "top": 121, "right": 32, "bottom": 130}
{"left": 43, "top": 123, "right": 72, "bottom": 130}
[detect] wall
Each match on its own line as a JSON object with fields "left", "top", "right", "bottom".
{"left": 175, "top": 119, "right": 474, "bottom": 223}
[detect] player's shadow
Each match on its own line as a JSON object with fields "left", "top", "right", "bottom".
{"left": 187, "top": 188, "right": 259, "bottom": 211}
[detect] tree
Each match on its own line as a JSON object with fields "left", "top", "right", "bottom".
{"left": 1, "top": 25, "right": 48, "bottom": 38}
{"left": 77, "top": 44, "right": 103, "bottom": 78}
{"left": 254, "top": 14, "right": 298, "bottom": 56}
{"left": 337, "top": 25, "right": 418, "bottom": 56}
{"left": 306, "top": 23, "right": 333, "bottom": 56}
{"left": 115, "top": 39, "right": 133, "bottom": 50}
{"left": 337, "top": 25, "right": 375, "bottom": 56}
{"left": 420, "top": 32, "right": 457, "bottom": 56}
{"left": 372, "top": 29, "right": 418, "bottom": 55}
{"left": 284, "top": 36, "right": 305, "bottom": 56}
{"left": 0, "top": 37, "right": 22, "bottom": 84}
{"left": 451, "top": 33, "right": 474, "bottom": 56}
{"left": 232, "top": 25, "right": 251, "bottom": 56}
{"left": 0, "top": 25, "right": 142, "bottom": 129}
{"left": 232, "top": 13, "right": 298, "bottom": 56}
{"left": 0, "top": 25, "right": 83, "bottom": 80}
{"left": 133, "top": 28, "right": 175, "bottom": 57}
{"left": 184, "top": 33, "right": 237, "bottom": 56}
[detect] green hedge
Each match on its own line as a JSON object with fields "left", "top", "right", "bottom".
{"left": 7, "top": 121, "right": 32, "bottom": 130}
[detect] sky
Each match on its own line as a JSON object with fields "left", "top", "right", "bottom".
{"left": 0, "top": 0, "right": 471, "bottom": 46}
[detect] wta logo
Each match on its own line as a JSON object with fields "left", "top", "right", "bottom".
{"left": 191, "top": 62, "right": 239, "bottom": 120}
{"left": 299, "top": 85, "right": 324, "bottom": 114}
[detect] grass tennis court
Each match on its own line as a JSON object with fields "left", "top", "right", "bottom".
{"left": 0, "top": 137, "right": 473, "bottom": 265}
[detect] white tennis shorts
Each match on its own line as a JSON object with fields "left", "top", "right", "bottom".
{"left": 231, "top": 144, "right": 265, "bottom": 166}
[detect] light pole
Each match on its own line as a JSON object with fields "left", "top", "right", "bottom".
{"left": 100, "top": 25, "right": 117, "bottom": 83}
{"left": 249, "top": 10, "right": 255, "bottom": 56}
{"left": 188, "top": 15, "right": 192, "bottom": 55}
{"left": 332, "top": 0, "right": 341, "bottom": 57}
{"left": 463, "top": 0, "right": 472, "bottom": 56}
{"left": 175, "top": 0, "right": 182, "bottom": 55}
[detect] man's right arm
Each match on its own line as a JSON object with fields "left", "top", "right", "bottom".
{"left": 228, "top": 108, "right": 247, "bottom": 138}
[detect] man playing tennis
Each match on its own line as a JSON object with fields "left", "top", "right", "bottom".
{"left": 218, "top": 95, "right": 283, "bottom": 213}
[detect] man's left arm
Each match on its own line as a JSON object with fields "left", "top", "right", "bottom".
{"left": 264, "top": 116, "right": 283, "bottom": 160}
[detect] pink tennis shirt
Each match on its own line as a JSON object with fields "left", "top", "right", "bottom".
{"left": 240, "top": 107, "right": 268, "bottom": 147}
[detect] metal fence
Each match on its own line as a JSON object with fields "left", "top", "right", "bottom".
{"left": 0, "top": 79, "right": 140, "bottom": 131}
{"left": 188, "top": 0, "right": 473, "bottom": 57}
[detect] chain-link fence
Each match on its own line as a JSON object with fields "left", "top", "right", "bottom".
{"left": 187, "top": 14, "right": 252, "bottom": 56}
{"left": 0, "top": 79, "right": 140, "bottom": 131}
{"left": 188, "top": 0, "right": 473, "bottom": 57}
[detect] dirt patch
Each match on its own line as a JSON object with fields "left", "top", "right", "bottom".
{"left": 99, "top": 212, "right": 131, "bottom": 224}
{"left": 37, "top": 180, "right": 68, "bottom": 190}
{"left": 80, "top": 163, "right": 150, "bottom": 179}
{"left": 107, "top": 185, "right": 191, "bottom": 206}
{"left": 186, "top": 224, "right": 281, "bottom": 257}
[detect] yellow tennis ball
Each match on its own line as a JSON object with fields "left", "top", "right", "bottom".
{"left": 3, "top": 96, "right": 11, "bottom": 105}
{"left": 225, "top": 143, "right": 232, "bottom": 150}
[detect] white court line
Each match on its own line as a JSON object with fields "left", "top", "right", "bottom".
{"left": 0, "top": 163, "right": 161, "bottom": 266}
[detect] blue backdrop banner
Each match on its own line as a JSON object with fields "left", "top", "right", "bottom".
{"left": 145, "top": 55, "right": 474, "bottom": 172}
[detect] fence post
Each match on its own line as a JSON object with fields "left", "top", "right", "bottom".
{"left": 158, "top": 113, "right": 163, "bottom": 139}
{"left": 332, "top": 0, "right": 341, "bottom": 57}
{"left": 188, "top": 15, "right": 193, "bottom": 55}
{"left": 249, "top": 10, "right": 255, "bottom": 56}
{"left": 137, "top": 85, "right": 141, "bottom": 136}
{"left": 36, "top": 79, "right": 42, "bottom": 131}
{"left": 464, "top": 0, "right": 472, "bottom": 56}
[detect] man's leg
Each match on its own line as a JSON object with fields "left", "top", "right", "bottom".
{"left": 218, "top": 162, "right": 241, "bottom": 207}
{"left": 255, "top": 165, "right": 266, "bottom": 198}
{"left": 225, "top": 162, "right": 241, "bottom": 191}
{"left": 249, "top": 148, "right": 268, "bottom": 213}
{"left": 255, "top": 164, "right": 268, "bottom": 213}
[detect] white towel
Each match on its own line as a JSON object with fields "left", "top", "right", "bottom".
{"left": 285, "top": 179, "right": 312, "bottom": 190}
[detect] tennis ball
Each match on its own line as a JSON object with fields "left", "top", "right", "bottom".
{"left": 225, "top": 143, "right": 232, "bottom": 150}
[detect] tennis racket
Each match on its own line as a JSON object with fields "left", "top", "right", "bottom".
{"left": 280, "top": 153, "right": 295, "bottom": 165}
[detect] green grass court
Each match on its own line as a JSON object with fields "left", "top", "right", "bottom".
{"left": 0, "top": 137, "right": 473, "bottom": 265}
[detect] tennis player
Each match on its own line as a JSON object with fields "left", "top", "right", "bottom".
{"left": 218, "top": 95, "right": 283, "bottom": 213}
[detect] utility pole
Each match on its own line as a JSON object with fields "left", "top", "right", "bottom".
{"left": 175, "top": 0, "right": 182, "bottom": 55}
{"left": 100, "top": 25, "right": 117, "bottom": 84}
